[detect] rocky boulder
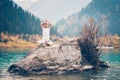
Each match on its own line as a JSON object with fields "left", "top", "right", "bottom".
{"left": 8, "top": 43, "right": 87, "bottom": 75}
{"left": 8, "top": 42, "right": 110, "bottom": 76}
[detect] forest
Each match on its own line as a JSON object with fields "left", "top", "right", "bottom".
{"left": 0, "top": 0, "right": 59, "bottom": 48}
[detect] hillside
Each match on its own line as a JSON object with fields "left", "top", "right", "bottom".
{"left": 0, "top": 0, "right": 42, "bottom": 35}
{"left": 0, "top": 0, "right": 58, "bottom": 36}
{"left": 55, "top": 0, "right": 120, "bottom": 37}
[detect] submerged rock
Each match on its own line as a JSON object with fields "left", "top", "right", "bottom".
{"left": 99, "top": 61, "right": 110, "bottom": 69}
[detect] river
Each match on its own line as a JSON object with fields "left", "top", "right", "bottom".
{"left": 0, "top": 48, "right": 120, "bottom": 80}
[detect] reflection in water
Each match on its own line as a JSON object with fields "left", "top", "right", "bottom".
{"left": 103, "top": 48, "right": 120, "bottom": 54}
{"left": 0, "top": 48, "right": 120, "bottom": 80}
{"left": 101, "top": 49, "right": 120, "bottom": 66}
{"left": 0, "top": 48, "right": 30, "bottom": 53}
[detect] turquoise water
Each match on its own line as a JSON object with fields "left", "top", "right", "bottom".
{"left": 0, "top": 48, "right": 120, "bottom": 80}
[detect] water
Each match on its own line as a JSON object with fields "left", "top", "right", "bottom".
{"left": 0, "top": 48, "right": 120, "bottom": 80}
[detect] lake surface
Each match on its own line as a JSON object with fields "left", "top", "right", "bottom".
{"left": 0, "top": 48, "right": 120, "bottom": 80}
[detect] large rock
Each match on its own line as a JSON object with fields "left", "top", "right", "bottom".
{"left": 8, "top": 41, "right": 110, "bottom": 75}
{"left": 8, "top": 43, "right": 90, "bottom": 75}
{"left": 8, "top": 45, "right": 81, "bottom": 75}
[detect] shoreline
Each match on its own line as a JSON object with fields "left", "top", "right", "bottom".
{"left": 0, "top": 42, "right": 39, "bottom": 48}
{"left": 1, "top": 42, "right": 120, "bottom": 49}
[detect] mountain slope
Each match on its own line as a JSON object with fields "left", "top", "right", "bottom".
{"left": 55, "top": 0, "right": 120, "bottom": 37}
{"left": 0, "top": 0, "right": 59, "bottom": 36}
{"left": 28, "top": 0, "right": 92, "bottom": 24}
{"left": 0, "top": 0, "right": 42, "bottom": 35}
